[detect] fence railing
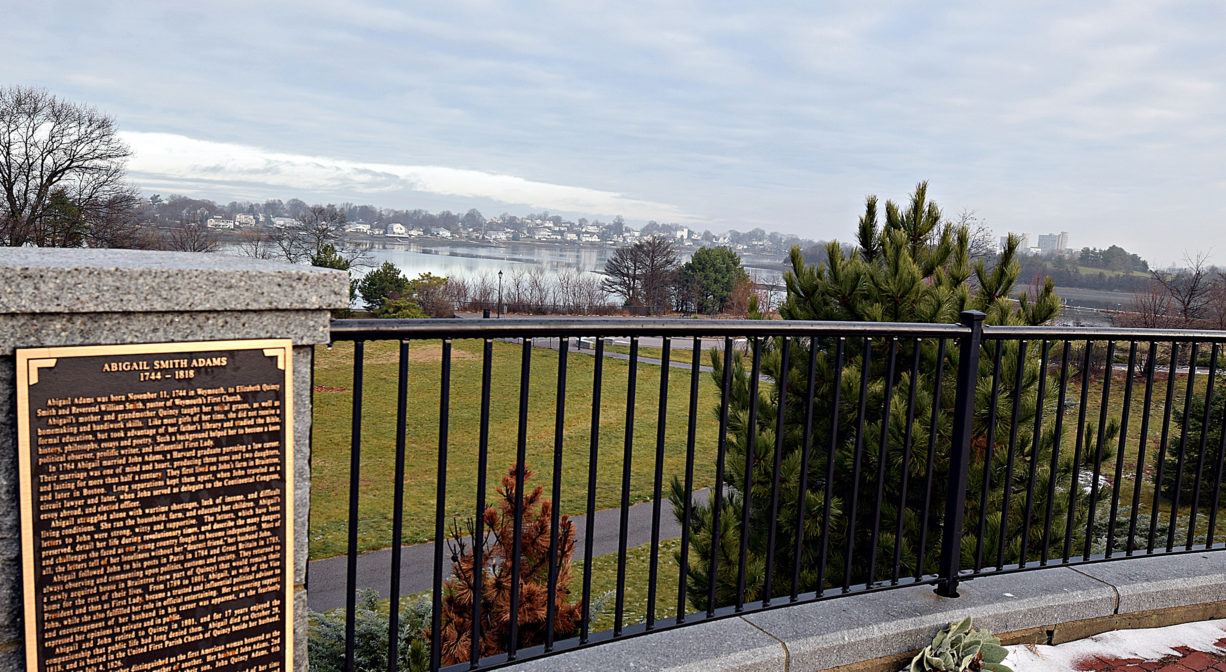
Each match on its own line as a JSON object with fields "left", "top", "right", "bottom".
{"left": 313, "top": 312, "right": 1226, "bottom": 672}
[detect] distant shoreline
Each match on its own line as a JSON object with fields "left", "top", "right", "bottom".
{"left": 215, "top": 229, "right": 795, "bottom": 273}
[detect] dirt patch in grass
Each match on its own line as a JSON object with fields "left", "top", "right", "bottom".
{"left": 314, "top": 385, "right": 348, "bottom": 393}
{"left": 360, "top": 342, "right": 478, "bottom": 366}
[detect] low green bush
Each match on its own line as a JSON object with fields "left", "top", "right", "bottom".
{"left": 309, "top": 590, "right": 431, "bottom": 672}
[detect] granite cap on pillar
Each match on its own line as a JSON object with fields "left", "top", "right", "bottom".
{"left": 0, "top": 248, "right": 350, "bottom": 353}
{"left": 0, "top": 247, "right": 349, "bottom": 314}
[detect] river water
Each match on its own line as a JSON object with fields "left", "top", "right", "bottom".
{"left": 222, "top": 238, "right": 788, "bottom": 285}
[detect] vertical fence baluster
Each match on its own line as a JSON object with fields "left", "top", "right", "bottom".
{"left": 1168, "top": 343, "right": 1198, "bottom": 552}
{"left": 843, "top": 337, "right": 872, "bottom": 593}
{"left": 762, "top": 338, "right": 790, "bottom": 606}
{"left": 646, "top": 338, "right": 670, "bottom": 627}
{"left": 345, "top": 341, "right": 364, "bottom": 672}
{"left": 470, "top": 339, "right": 493, "bottom": 666}
{"left": 545, "top": 339, "right": 569, "bottom": 649}
{"left": 388, "top": 341, "right": 409, "bottom": 672}
{"left": 429, "top": 340, "right": 452, "bottom": 672}
{"left": 677, "top": 337, "right": 702, "bottom": 620}
{"left": 707, "top": 338, "right": 734, "bottom": 617}
{"left": 793, "top": 336, "right": 820, "bottom": 598}
{"left": 1149, "top": 342, "right": 1180, "bottom": 553}
{"left": 507, "top": 338, "right": 532, "bottom": 659}
{"left": 867, "top": 339, "right": 898, "bottom": 588}
{"left": 1188, "top": 343, "right": 1216, "bottom": 549}
{"left": 1207, "top": 354, "right": 1226, "bottom": 549}
{"left": 736, "top": 337, "right": 762, "bottom": 609}
{"left": 1083, "top": 342, "right": 1116, "bottom": 561}
{"left": 975, "top": 342, "right": 1004, "bottom": 572}
{"left": 1127, "top": 342, "right": 1158, "bottom": 556}
{"left": 614, "top": 337, "right": 638, "bottom": 634}
{"left": 893, "top": 340, "right": 922, "bottom": 584}
{"left": 817, "top": 339, "right": 845, "bottom": 595}
{"left": 1020, "top": 341, "right": 1050, "bottom": 568}
{"left": 1106, "top": 342, "right": 1137, "bottom": 558}
{"left": 1063, "top": 341, "right": 1094, "bottom": 563}
{"left": 580, "top": 338, "right": 604, "bottom": 643}
{"left": 936, "top": 311, "right": 984, "bottom": 597}
{"left": 997, "top": 340, "right": 1027, "bottom": 570}
{"left": 916, "top": 339, "right": 947, "bottom": 581}
{"left": 1042, "top": 341, "right": 1072, "bottom": 565}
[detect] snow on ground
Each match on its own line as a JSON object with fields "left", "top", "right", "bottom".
{"left": 1004, "top": 619, "right": 1226, "bottom": 671}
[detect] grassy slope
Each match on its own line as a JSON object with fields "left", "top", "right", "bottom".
{"left": 310, "top": 339, "right": 722, "bottom": 560}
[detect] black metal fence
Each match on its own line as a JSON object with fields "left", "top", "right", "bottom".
{"left": 314, "top": 312, "right": 1226, "bottom": 672}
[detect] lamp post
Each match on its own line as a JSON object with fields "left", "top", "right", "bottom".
{"left": 497, "top": 269, "right": 503, "bottom": 318}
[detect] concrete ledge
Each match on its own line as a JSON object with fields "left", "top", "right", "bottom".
{"left": 0, "top": 248, "right": 348, "bottom": 313}
{"left": 1071, "top": 552, "right": 1226, "bottom": 614}
{"left": 504, "top": 616, "right": 786, "bottom": 672}
{"left": 743, "top": 569, "right": 1115, "bottom": 672}
{"left": 500, "top": 552, "right": 1226, "bottom": 672}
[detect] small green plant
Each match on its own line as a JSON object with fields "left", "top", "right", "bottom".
{"left": 909, "top": 617, "right": 1012, "bottom": 672}
{"left": 308, "top": 589, "right": 431, "bottom": 672}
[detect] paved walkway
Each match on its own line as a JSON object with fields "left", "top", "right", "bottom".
{"left": 1011, "top": 621, "right": 1226, "bottom": 672}
{"left": 307, "top": 489, "right": 708, "bottom": 612}
{"left": 1073, "top": 644, "right": 1226, "bottom": 671}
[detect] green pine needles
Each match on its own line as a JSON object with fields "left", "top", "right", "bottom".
{"left": 671, "top": 182, "right": 1118, "bottom": 611}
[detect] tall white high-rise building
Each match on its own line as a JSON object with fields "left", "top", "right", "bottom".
{"left": 1037, "top": 232, "right": 1070, "bottom": 255}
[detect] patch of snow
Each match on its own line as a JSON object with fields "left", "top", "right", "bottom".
{"left": 1004, "top": 619, "right": 1226, "bottom": 671}
{"left": 1078, "top": 471, "right": 1111, "bottom": 494}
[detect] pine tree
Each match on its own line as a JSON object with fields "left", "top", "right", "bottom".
{"left": 672, "top": 182, "right": 1117, "bottom": 611}
{"left": 436, "top": 465, "right": 582, "bottom": 665}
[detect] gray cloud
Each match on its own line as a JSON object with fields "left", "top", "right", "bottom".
{"left": 2, "top": 1, "right": 1225, "bottom": 263}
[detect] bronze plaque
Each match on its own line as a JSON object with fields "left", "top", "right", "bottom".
{"left": 16, "top": 340, "right": 294, "bottom": 672}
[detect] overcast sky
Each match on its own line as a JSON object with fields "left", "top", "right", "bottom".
{"left": 3, "top": 1, "right": 1224, "bottom": 265}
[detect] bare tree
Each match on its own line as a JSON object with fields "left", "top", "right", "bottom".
{"left": 1151, "top": 251, "right": 1212, "bottom": 327}
{"left": 468, "top": 271, "right": 496, "bottom": 309}
{"left": 273, "top": 205, "right": 340, "bottom": 263}
{"left": 1204, "top": 271, "right": 1226, "bottom": 330}
{"left": 272, "top": 204, "right": 367, "bottom": 266}
{"left": 507, "top": 268, "right": 528, "bottom": 312}
{"left": 162, "top": 216, "right": 219, "bottom": 253}
{"left": 575, "top": 274, "right": 611, "bottom": 314}
{"left": 234, "top": 229, "right": 277, "bottom": 260}
{"left": 0, "top": 86, "right": 139, "bottom": 247}
{"left": 1114, "top": 277, "right": 1175, "bottom": 329}
{"left": 82, "top": 188, "right": 148, "bottom": 248}
{"left": 525, "top": 267, "right": 550, "bottom": 312}
{"left": 955, "top": 209, "right": 996, "bottom": 262}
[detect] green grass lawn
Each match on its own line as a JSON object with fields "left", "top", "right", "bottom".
{"left": 582, "top": 538, "right": 682, "bottom": 632}
{"left": 1028, "top": 344, "right": 1226, "bottom": 547}
{"left": 1072, "top": 265, "right": 1149, "bottom": 279}
{"left": 310, "top": 339, "right": 723, "bottom": 560}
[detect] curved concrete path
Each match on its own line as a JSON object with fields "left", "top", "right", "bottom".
{"left": 307, "top": 489, "right": 709, "bottom": 612}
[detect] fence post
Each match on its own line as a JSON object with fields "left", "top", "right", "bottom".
{"left": 936, "top": 310, "right": 985, "bottom": 597}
